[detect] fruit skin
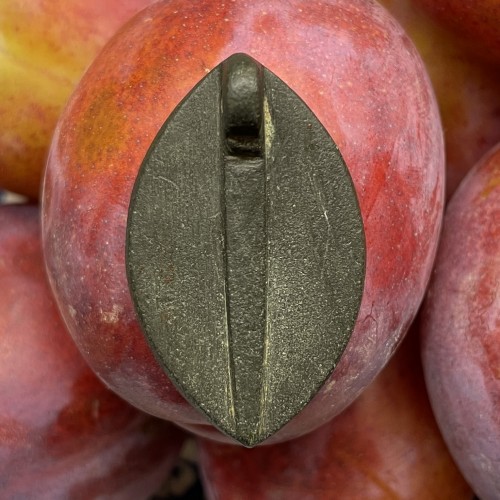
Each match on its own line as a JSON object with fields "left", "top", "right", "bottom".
{"left": 197, "top": 328, "right": 472, "bottom": 500}
{"left": 0, "top": 0, "right": 156, "bottom": 199}
{"left": 42, "top": 0, "right": 444, "bottom": 444}
{"left": 413, "top": 0, "right": 500, "bottom": 65}
{"left": 378, "top": 0, "right": 500, "bottom": 199}
{"left": 421, "top": 144, "right": 500, "bottom": 500}
{"left": 0, "top": 204, "right": 185, "bottom": 499}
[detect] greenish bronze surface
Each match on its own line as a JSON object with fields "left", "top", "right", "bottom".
{"left": 126, "top": 53, "right": 365, "bottom": 447}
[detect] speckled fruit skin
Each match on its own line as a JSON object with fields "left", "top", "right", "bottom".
{"left": 413, "top": 0, "right": 500, "bottom": 65}
{"left": 0, "top": 0, "right": 155, "bottom": 199}
{"left": 0, "top": 204, "right": 185, "bottom": 499}
{"left": 378, "top": 0, "right": 500, "bottom": 199}
{"left": 198, "top": 329, "right": 472, "bottom": 499}
{"left": 42, "top": 0, "right": 444, "bottom": 444}
{"left": 421, "top": 144, "right": 500, "bottom": 500}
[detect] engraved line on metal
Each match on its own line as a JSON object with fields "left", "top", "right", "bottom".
{"left": 259, "top": 95, "right": 272, "bottom": 439}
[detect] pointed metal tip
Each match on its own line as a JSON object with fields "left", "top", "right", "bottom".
{"left": 227, "top": 429, "right": 269, "bottom": 449}
{"left": 225, "top": 52, "right": 257, "bottom": 64}
{"left": 238, "top": 438, "right": 265, "bottom": 449}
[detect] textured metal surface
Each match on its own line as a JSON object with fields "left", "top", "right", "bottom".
{"left": 126, "top": 54, "right": 365, "bottom": 447}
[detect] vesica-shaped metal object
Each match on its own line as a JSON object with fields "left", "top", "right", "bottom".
{"left": 126, "top": 53, "right": 366, "bottom": 447}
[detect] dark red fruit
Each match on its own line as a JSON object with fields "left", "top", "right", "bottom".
{"left": 421, "top": 144, "right": 500, "bottom": 499}
{"left": 0, "top": 204, "right": 185, "bottom": 499}
{"left": 42, "top": 0, "right": 444, "bottom": 444}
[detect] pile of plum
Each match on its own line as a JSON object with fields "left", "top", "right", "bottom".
{"left": 1, "top": 1, "right": 498, "bottom": 498}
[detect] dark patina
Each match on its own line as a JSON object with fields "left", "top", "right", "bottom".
{"left": 126, "top": 53, "right": 365, "bottom": 447}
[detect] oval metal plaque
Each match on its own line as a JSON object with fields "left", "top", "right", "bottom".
{"left": 126, "top": 53, "right": 365, "bottom": 447}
